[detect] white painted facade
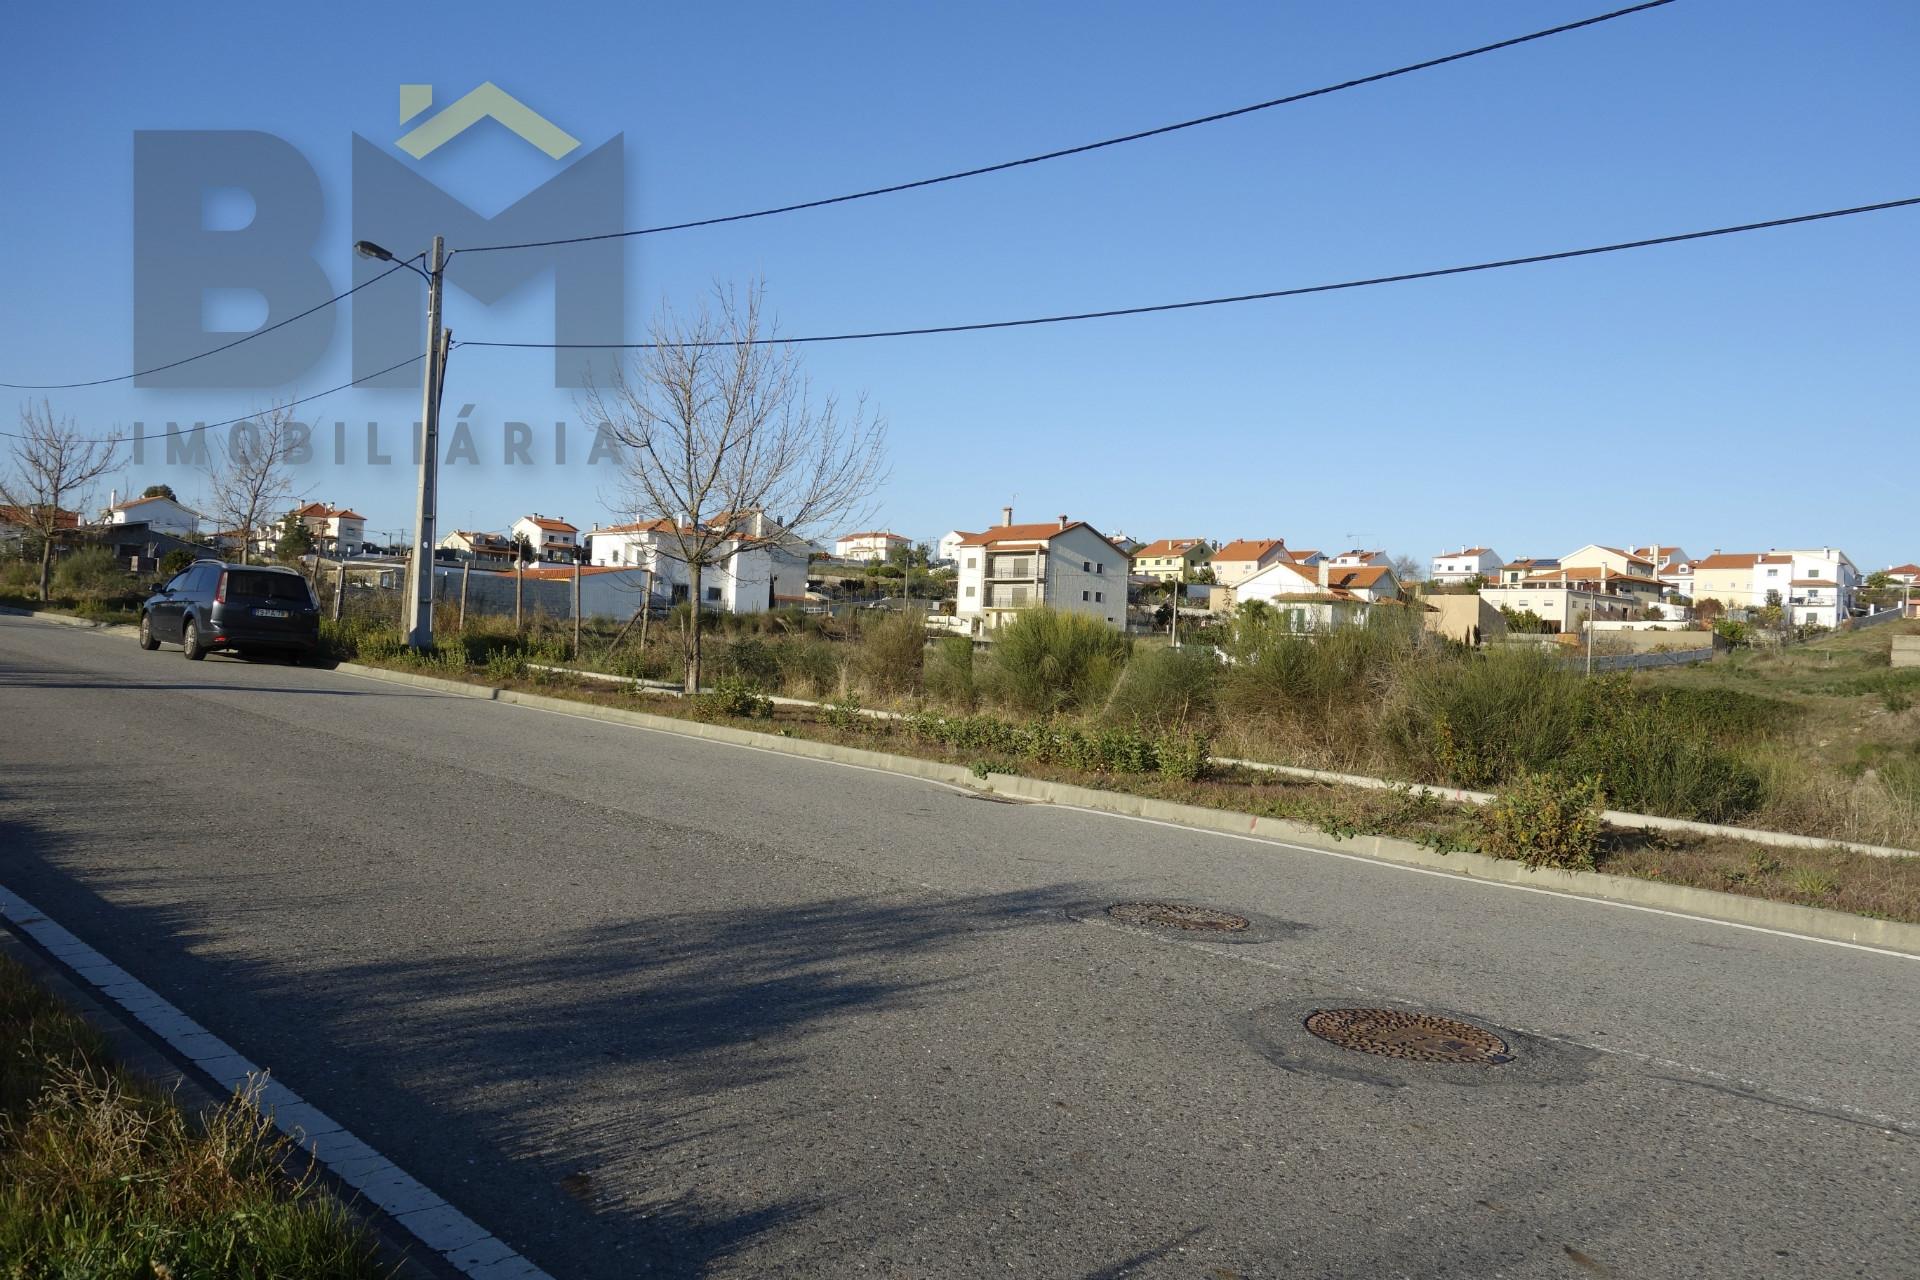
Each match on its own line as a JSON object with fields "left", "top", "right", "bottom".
{"left": 512, "top": 514, "right": 578, "bottom": 562}
{"left": 1429, "top": 546, "right": 1502, "bottom": 585}
{"left": 953, "top": 517, "right": 1126, "bottom": 631}
{"left": 104, "top": 494, "right": 201, "bottom": 538}
{"left": 834, "top": 531, "right": 910, "bottom": 561}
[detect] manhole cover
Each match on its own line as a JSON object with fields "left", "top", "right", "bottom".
{"left": 1303, "top": 1008, "right": 1512, "bottom": 1065}
{"left": 1107, "top": 902, "right": 1250, "bottom": 932}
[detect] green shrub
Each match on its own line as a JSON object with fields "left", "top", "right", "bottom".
{"left": 1103, "top": 645, "right": 1218, "bottom": 733}
{"left": 1477, "top": 772, "right": 1605, "bottom": 870}
{"left": 897, "top": 711, "right": 1206, "bottom": 779}
{"left": 1632, "top": 685, "right": 1794, "bottom": 740}
{"left": 51, "top": 549, "right": 129, "bottom": 599}
{"left": 1383, "top": 647, "right": 1589, "bottom": 789}
{"left": 483, "top": 648, "right": 527, "bottom": 682}
{"left": 824, "top": 694, "right": 865, "bottom": 730}
{"left": 1220, "top": 610, "right": 1416, "bottom": 743}
{"left": 716, "top": 636, "right": 779, "bottom": 688}
{"left": 1565, "top": 693, "right": 1764, "bottom": 822}
{"left": 775, "top": 635, "right": 841, "bottom": 697}
{"left": 980, "top": 608, "right": 1130, "bottom": 716}
{"left": 158, "top": 548, "right": 197, "bottom": 578}
{"left": 690, "top": 675, "right": 772, "bottom": 720}
{"left": 857, "top": 610, "right": 926, "bottom": 697}
{"left": 924, "top": 635, "right": 978, "bottom": 710}
{"left": 0, "top": 561, "right": 37, "bottom": 594}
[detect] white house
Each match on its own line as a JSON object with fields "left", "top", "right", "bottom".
{"left": 1211, "top": 539, "right": 1291, "bottom": 587}
{"left": 1883, "top": 563, "right": 1920, "bottom": 586}
{"left": 293, "top": 502, "right": 367, "bottom": 554}
{"left": 586, "top": 517, "right": 779, "bottom": 614}
{"left": 1233, "top": 559, "right": 1404, "bottom": 631}
{"left": 438, "top": 529, "right": 514, "bottom": 566}
{"left": 103, "top": 492, "right": 201, "bottom": 539}
{"left": 1498, "top": 557, "right": 1559, "bottom": 584}
{"left": 953, "top": 510, "right": 1127, "bottom": 632}
{"left": 834, "top": 530, "right": 910, "bottom": 561}
{"left": 511, "top": 513, "right": 579, "bottom": 562}
{"left": 1429, "top": 546, "right": 1503, "bottom": 585}
{"left": 1779, "top": 547, "right": 1860, "bottom": 627}
{"left": 1558, "top": 544, "right": 1658, "bottom": 579}
{"left": 935, "top": 530, "right": 978, "bottom": 565}
{"left": 1326, "top": 548, "right": 1389, "bottom": 568}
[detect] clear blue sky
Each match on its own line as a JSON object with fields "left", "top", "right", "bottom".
{"left": 5, "top": 1, "right": 1916, "bottom": 567}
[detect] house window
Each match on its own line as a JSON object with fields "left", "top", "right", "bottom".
{"left": 1766, "top": 568, "right": 1778, "bottom": 577}
{"left": 966, "top": 557, "right": 976, "bottom": 569}
{"left": 705, "top": 586, "right": 721, "bottom": 601}
{"left": 964, "top": 585, "right": 975, "bottom": 598}
{"left": 1082, "top": 560, "right": 1091, "bottom": 572}
{"left": 1082, "top": 590, "right": 1090, "bottom": 601}
{"left": 1094, "top": 591, "right": 1104, "bottom": 603}
{"left": 1096, "top": 562, "right": 1104, "bottom": 574}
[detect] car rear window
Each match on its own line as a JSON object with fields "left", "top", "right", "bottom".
{"left": 225, "top": 571, "right": 312, "bottom": 603}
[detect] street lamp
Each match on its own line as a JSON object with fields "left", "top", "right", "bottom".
{"left": 358, "top": 235, "right": 451, "bottom": 650}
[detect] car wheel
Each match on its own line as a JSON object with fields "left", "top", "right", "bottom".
{"left": 138, "top": 614, "right": 160, "bottom": 651}
{"left": 181, "top": 618, "right": 206, "bottom": 661}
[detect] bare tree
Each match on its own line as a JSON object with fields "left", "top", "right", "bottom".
{"left": 581, "top": 284, "right": 887, "bottom": 691}
{"left": 0, "top": 401, "right": 121, "bottom": 600}
{"left": 204, "top": 404, "right": 304, "bottom": 565}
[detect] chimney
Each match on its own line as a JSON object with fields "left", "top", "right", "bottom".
{"left": 1317, "top": 561, "right": 1329, "bottom": 590}
{"left": 1056, "top": 514, "right": 1068, "bottom": 530}
{"left": 1001, "top": 505, "right": 1013, "bottom": 527}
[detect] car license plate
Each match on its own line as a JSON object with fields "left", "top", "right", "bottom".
{"left": 255, "top": 608, "right": 288, "bottom": 618}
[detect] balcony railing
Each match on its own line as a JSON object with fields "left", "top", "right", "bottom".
{"left": 987, "top": 557, "right": 1037, "bottom": 580}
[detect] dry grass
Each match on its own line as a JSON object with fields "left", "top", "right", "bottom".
{"left": 0, "top": 954, "right": 387, "bottom": 1278}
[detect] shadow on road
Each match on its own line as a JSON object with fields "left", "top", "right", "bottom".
{"left": 0, "top": 775, "right": 1084, "bottom": 1278}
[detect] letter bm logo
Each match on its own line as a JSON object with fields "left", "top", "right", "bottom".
{"left": 132, "top": 83, "right": 624, "bottom": 389}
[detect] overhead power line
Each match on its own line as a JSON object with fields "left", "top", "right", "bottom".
{"left": 454, "top": 0, "right": 1680, "bottom": 254}
{"left": 456, "top": 196, "right": 1920, "bottom": 351}
{"left": 0, "top": 258, "right": 421, "bottom": 391}
{"left": 0, "top": 353, "right": 427, "bottom": 445}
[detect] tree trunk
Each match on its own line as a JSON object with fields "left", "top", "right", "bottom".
{"left": 686, "top": 560, "right": 704, "bottom": 693}
{"left": 36, "top": 537, "right": 53, "bottom": 601}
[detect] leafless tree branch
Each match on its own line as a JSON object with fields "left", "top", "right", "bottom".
{"left": 1, "top": 400, "right": 122, "bottom": 599}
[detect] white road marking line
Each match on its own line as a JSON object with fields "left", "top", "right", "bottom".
{"left": 0, "top": 883, "right": 555, "bottom": 1280}
{"left": 1046, "top": 804, "right": 1920, "bottom": 961}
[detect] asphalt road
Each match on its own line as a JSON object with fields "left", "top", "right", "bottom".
{"left": 0, "top": 613, "right": 1913, "bottom": 1279}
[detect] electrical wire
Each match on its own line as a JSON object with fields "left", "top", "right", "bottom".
{"left": 456, "top": 196, "right": 1920, "bottom": 351}
{"left": 0, "top": 353, "right": 428, "bottom": 445}
{"left": 453, "top": 0, "right": 1680, "bottom": 254}
{"left": 0, "top": 258, "right": 423, "bottom": 391}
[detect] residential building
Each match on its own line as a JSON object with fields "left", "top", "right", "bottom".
{"left": 1480, "top": 564, "right": 1666, "bottom": 633}
{"left": 103, "top": 492, "right": 201, "bottom": 539}
{"left": 1422, "top": 594, "right": 1507, "bottom": 646}
{"left": 834, "top": 530, "right": 910, "bottom": 561}
{"left": 586, "top": 517, "right": 780, "bottom": 614}
{"left": 954, "top": 510, "right": 1126, "bottom": 631}
{"left": 1558, "top": 544, "right": 1658, "bottom": 578}
{"left": 0, "top": 503, "right": 81, "bottom": 543}
{"left": 438, "top": 529, "right": 515, "bottom": 566}
{"left": 935, "top": 530, "right": 978, "bottom": 565}
{"left": 1429, "top": 546, "right": 1503, "bottom": 585}
{"left": 1105, "top": 531, "right": 1144, "bottom": 556}
{"left": 1884, "top": 563, "right": 1920, "bottom": 586}
{"left": 1498, "top": 557, "right": 1559, "bottom": 584}
{"left": 1679, "top": 549, "right": 1859, "bottom": 624}
{"left": 1326, "top": 548, "right": 1389, "bottom": 568}
{"left": 511, "top": 513, "right": 579, "bottom": 562}
{"left": 1131, "top": 537, "right": 1211, "bottom": 582}
{"left": 293, "top": 502, "right": 368, "bottom": 555}
{"left": 1632, "top": 545, "right": 1688, "bottom": 573}
{"left": 1211, "top": 539, "right": 1291, "bottom": 587}
{"left": 1286, "top": 548, "right": 1325, "bottom": 566}
{"left": 1232, "top": 559, "right": 1405, "bottom": 631}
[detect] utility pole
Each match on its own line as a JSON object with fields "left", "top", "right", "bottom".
{"left": 403, "top": 236, "right": 448, "bottom": 650}
{"left": 357, "top": 236, "right": 450, "bottom": 652}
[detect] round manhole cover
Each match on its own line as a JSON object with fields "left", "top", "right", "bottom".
{"left": 1107, "top": 902, "right": 1250, "bottom": 933}
{"left": 1303, "top": 1008, "right": 1512, "bottom": 1065}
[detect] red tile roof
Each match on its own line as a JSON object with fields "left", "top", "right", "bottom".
{"left": 0, "top": 503, "right": 80, "bottom": 529}
{"left": 1689, "top": 552, "right": 1790, "bottom": 570}
{"left": 521, "top": 515, "right": 577, "bottom": 533}
{"left": 1214, "top": 538, "right": 1286, "bottom": 562}
{"left": 837, "top": 530, "right": 907, "bottom": 542}
{"left": 1133, "top": 538, "right": 1208, "bottom": 559}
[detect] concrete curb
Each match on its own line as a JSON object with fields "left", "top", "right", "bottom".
{"left": 516, "top": 655, "right": 1919, "bottom": 861}
{"left": 332, "top": 661, "right": 1920, "bottom": 957}
{"left": 0, "top": 916, "right": 453, "bottom": 1280}
{"left": 972, "top": 773, "right": 1920, "bottom": 956}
